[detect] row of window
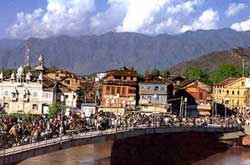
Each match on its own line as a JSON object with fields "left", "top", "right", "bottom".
{"left": 106, "top": 86, "right": 127, "bottom": 96}
{"left": 215, "top": 89, "right": 241, "bottom": 95}
{"left": 2, "top": 91, "right": 51, "bottom": 99}
{"left": 113, "top": 76, "right": 135, "bottom": 81}
{"left": 140, "top": 85, "right": 166, "bottom": 91}
{"left": 3, "top": 103, "right": 38, "bottom": 110}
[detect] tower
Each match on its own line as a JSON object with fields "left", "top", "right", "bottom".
{"left": 24, "top": 42, "right": 30, "bottom": 67}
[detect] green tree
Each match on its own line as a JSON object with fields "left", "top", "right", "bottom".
{"left": 209, "top": 64, "right": 243, "bottom": 83}
{"left": 160, "top": 69, "right": 170, "bottom": 78}
{"left": 48, "top": 102, "right": 64, "bottom": 118}
{"left": 183, "top": 67, "right": 209, "bottom": 83}
{"left": 151, "top": 68, "right": 160, "bottom": 77}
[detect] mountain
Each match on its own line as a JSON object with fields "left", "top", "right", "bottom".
{"left": 170, "top": 47, "right": 250, "bottom": 74}
{"left": 1, "top": 28, "right": 250, "bottom": 74}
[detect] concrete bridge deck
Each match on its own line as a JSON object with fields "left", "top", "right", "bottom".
{"left": 0, "top": 126, "right": 243, "bottom": 165}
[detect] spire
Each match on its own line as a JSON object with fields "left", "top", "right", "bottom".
{"left": 38, "top": 54, "right": 44, "bottom": 66}
{"left": 10, "top": 71, "right": 15, "bottom": 82}
{"left": 38, "top": 72, "right": 43, "bottom": 83}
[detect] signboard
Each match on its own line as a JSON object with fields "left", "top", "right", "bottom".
{"left": 81, "top": 105, "right": 96, "bottom": 117}
{"left": 246, "top": 78, "right": 250, "bottom": 88}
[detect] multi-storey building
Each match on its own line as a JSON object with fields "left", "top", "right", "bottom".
{"left": 0, "top": 56, "right": 81, "bottom": 114}
{"left": 0, "top": 66, "right": 55, "bottom": 114}
{"left": 212, "top": 77, "right": 250, "bottom": 113}
{"left": 175, "top": 79, "right": 212, "bottom": 116}
{"left": 138, "top": 75, "right": 173, "bottom": 113}
{"left": 100, "top": 67, "right": 137, "bottom": 114}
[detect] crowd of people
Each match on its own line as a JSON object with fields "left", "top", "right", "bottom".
{"left": 0, "top": 111, "right": 243, "bottom": 149}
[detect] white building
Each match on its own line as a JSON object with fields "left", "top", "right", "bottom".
{"left": 0, "top": 66, "right": 56, "bottom": 114}
{"left": 0, "top": 56, "right": 80, "bottom": 114}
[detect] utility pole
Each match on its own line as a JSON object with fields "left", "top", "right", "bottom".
{"left": 24, "top": 42, "right": 30, "bottom": 67}
{"left": 184, "top": 97, "right": 187, "bottom": 119}
{"left": 179, "top": 96, "right": 183, "bottom": 118}
{"left": 243, "top": 59, "right": 245, "bottom": 77}
{"left": 215, "top": 101, "right": 217, "bottom": 117}
{"left": 224, "top": 102, "right": 227, "bottom": 124}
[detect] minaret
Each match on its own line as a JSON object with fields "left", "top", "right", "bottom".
{"left": 24, "top": 42, "right": 30, "bottom": 67}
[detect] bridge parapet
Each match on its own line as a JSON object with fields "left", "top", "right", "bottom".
{"left": 0, "top": 126, "right": 242, "bottom": 165}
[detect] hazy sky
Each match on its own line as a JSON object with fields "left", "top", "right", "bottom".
{"left": 1, "top": 0, "right": 250, "bottom": 39}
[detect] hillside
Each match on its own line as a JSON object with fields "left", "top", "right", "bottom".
{"left": 1, "top": 28, "right": 250, "bottom": 74}
{"left": 170, "top": 47, "right": 250, "bottom": 74}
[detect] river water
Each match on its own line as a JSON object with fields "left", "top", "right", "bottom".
{"left": 18, "top": 142, "right": 250, "bottom": 165}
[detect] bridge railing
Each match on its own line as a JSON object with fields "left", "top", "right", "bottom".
{"left": 0, "top": 124, "right": 242, "bottom": 157}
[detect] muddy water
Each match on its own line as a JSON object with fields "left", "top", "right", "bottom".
{"left": 18, "top": 141, "right": 113, "bottom": 165}
{"left": 194, "top": 147, "right": 250, "bottom": 165}
{"left": 18, "top": 142, "right": 250, "bottom": 165}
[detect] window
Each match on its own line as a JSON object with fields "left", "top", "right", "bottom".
{"left": 129, "top": 88, "right": 135, "bottom": 94}
{"left": 242, "top": 81, "right": 245, "bottom": 86}
{"left": 114, "top": 76, "right": 121, "bottom": 79}
{"left": 122, "top": 87, "right": 126, "bottom": 96}
{"left": 111, "top": 87, "right": 115, "bottom": 95}
{"left": 4, "top": 103, "right": 9, "bottom": 108}
{"left": 65, "top": 80, "right": 70, "bottom": 84}
{"left": 117, "top": 87, "right": 121, "bottom": 94}
{"left": 130, "top": 77, "right": 133, "bottom": 80}
{"left": 4, "top": 91, "right": 8, "bottom": 96}
{"left": 154, "top": 86, "right": 159, "bottom": 91}
{"left": 43, "top": 93, "right": 51, "bottom": 98}
{"left": 226, "top": 90, "right": 229, "bottom": 95}
{"left": 65, "top": 95, "right": 69, "bottom": 99}
{"left": 238, "top": 91, "right": 240, "bottom": 95}
{"left": 106, "top": 86, "right": 110, "bottom": 95}
{"left": 32, "top": 104, "right": 38, "bottom": 110}
{"left": 232, "top": 91, "right": 234, "bottom": 95}
{"left": 161, "top": 87, "right": 165, "bottom": 91}
{"left": 33, "top": 92, "right": 38, "bottom": 98}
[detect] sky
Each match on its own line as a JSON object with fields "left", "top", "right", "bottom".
{"left": 1, "top": 0, "right": 250, "bottom": 39}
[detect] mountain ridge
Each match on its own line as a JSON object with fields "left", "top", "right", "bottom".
{"left": 1, "top": 28, "right": 250, "bottom": 74}
{"left": 170, "top": 47, "right": 250, "bottom": 74}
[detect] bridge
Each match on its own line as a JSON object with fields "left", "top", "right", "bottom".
{"left": 0, "top": 126, "right": 244, "bottom": 165}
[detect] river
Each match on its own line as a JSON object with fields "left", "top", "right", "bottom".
{"left": 18, "top": 142, "right": 250, "bottom": 165}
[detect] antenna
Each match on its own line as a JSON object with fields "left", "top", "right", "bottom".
{"left": 243, "top": 59, "right": 245, "bottom": 77}
{"left": 24, "top": 42, "right": 30, "bottom": 67}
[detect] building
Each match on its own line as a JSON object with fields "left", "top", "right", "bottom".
{"left": 138, "top": 75, "right": 173, "bottom": 113}
{"left": 175, "top": 79, "right": 212, "bottom": 116}
{"left": 0, "top": 56, "right": 81, "bottom": 114}
{"left": 46, "top": 67, "right": 84, "bottom": 91}
{"left": 100, "top": 67, "right": 137, "bottom": 114}
{"left": 212, "top": 77, "right": 250, "bottom": 113}
{"left": 0, "top": 66, "right": 56, "bottom": 114}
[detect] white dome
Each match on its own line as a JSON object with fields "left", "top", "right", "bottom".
{"left": 38, "top": 55, "right": 44, "bottom": 65}
{"left": 0, "top": 72, "right": 3, "bottom": 80}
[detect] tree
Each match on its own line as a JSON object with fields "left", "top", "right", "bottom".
{"left": 160, "top": 69, "right": 170, "bottom": 78}
{"left": 183, "top": 67, "right": 209, "bottom": 83}
{"left": 209, "top": 64, "right": 243, "bottom": 83}
{"left": 48, "top": 102, "right": 64, "bottom": 118}
{"left": 151, "top": 68, "right": 160, "bottom": 77}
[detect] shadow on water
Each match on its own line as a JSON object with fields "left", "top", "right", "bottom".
{"left": 111, "top": 132, "right": 230, "bottom": 165}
